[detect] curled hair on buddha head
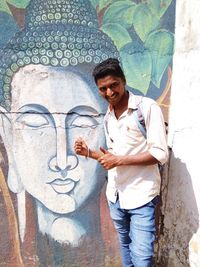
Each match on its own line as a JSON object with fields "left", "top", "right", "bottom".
{"left": 0, "top": 0, "right": 120, "bottom": 111}
{"left": 92, "top": 58, "right": 126, "bottom": 84}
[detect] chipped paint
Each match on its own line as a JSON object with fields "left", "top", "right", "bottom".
{"left": 156, "top": 0, "right": 200, "bottom": 266}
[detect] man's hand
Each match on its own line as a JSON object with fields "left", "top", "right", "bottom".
{"left": 98, "top": 147, "right": 121, "bottom": 170}
{"left": 74, "top": 137, "right": 88, "bottom": 157}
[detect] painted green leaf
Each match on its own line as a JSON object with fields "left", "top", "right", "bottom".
{"left": 7, "top": 0, "right": 31, "bottom": 9}
{"left": 0, "top": 2, "right": 11, "bottom": 15}
{"left": 102, "top": 0, "right": 136, "bottom": 29}
{"left": 148, "top": 0, "right": 173, "bottom": 18}
{"left": 120, "top": 41, "right": 152, "bottom": 94}
{"left": 101, "top": 23, "right": 132, "bottom": 50}
{"left": 145, "top": 29, "right": 174, "bottom": 88}
{"left": 0, "top": 0, "right": 30, "bottom": 14}
{"left": 98, "top": 0, "right": 115, "bottom": 11}
{"left": 132, "top": 3, "right": 159, "bottom": 42}
{"left": 89, "top": 0, "right": 99, "bottom": 9}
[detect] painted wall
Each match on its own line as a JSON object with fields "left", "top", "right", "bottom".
{"left": 0, "top": 0, "right": 175, "bottom": 266}
{"left": 156, "top": 0, "right": 200, "bottom": 266}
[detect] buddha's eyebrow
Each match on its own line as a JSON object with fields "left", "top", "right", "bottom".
{"left": 17, "top": 104, "right": 50, "bottom": 114}
{"left": 16, "top": 104, "right": 105, "bottom": 117}
{"left": 15, "top": 104, "right": 55, "bottom": 127}
{"left": 67, "top": 105, "right": 105, "bottom": 118}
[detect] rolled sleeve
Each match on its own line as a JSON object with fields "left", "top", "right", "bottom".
{"left": 145, "top": 101, "right": 169, "bottom": 165}
{"left": 149, "top": 146, "right": 169, "bottom": 165}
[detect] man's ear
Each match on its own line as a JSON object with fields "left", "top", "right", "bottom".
{"left": 0, "top": 106, "right": 24, "bottom": 193}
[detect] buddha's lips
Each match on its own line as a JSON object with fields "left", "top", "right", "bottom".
{"left": 48, "top": 178, "right": 77, "bottom": 194}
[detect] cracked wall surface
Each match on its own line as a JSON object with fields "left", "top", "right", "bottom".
{"left": 156, "top": 0, "right": 200, "bottom": 266}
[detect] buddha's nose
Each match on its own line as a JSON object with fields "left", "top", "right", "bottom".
{"left": 56, "top": 126, "right": 68, "bottom": 170}
{"left": 48, "top": 125, "right": 78, "bottom": 173}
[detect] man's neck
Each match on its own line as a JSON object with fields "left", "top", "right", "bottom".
{"left": 113, "top": 90, "right": 129, "bottom": 119}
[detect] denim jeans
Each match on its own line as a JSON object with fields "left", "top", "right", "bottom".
{"left": 108, "top": 196, "right": 159, "bottom": 267}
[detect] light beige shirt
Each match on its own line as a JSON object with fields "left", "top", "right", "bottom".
{"left": 104, "top": 92, "right": 168, "bottom": 209}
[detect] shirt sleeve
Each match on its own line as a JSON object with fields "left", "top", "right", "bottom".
{"left": 103, "top": 115, "right": 113, "bottom": 152}
{"left": 144, "top": 99, "right": 169, "bottom": 165}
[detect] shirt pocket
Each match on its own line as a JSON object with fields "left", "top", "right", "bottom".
{"left": 122, "top": 116, "right": 145, "bottom": 146}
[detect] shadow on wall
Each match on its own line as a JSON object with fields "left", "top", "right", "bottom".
{"left": 155, "top": 151, "right": 199, "bottom": 267}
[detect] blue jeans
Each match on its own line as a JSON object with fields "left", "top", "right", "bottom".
{"left": 108, "top": 196, "right": 159, "bottom": 267}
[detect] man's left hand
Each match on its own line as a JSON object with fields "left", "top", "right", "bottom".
{"left": 98, "top": 147, "right": 121, "bottom": 170}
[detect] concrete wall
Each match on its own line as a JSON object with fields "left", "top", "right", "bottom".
{"left": 156, "top": 0, "right": 200, "bottom": 266}
{"left": 0, "top": 0, "right": 175, "bottom": 266}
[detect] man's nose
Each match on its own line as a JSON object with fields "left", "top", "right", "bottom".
{"left": 106, "top": 88, "right": 113, "bottom": 97}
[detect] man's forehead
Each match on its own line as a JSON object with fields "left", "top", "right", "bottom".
{"left": 97, "top": 75, "right": 122, "bottom": 86}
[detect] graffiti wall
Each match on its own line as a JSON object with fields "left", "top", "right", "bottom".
{"left": 0, "top": 0, "right": 175, "bottom": 266}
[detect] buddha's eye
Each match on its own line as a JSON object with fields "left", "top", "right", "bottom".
{"left": 16, "top": 112, "right": 49, "bottom": 128}
{"left": 68, "top": 115, "right": 99, "bottom": 129}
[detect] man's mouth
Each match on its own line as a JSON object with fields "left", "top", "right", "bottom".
{"left": 107, "top": 93, "right": 118, "bottom": 101}
{"left": 48, "top": 178, "right": 78, "bottom": 194}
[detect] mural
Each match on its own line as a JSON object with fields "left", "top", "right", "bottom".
{"left": 0, "top": 0, "right": 175, "bottom": 266}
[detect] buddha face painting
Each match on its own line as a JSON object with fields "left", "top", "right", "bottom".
{"left": 1, "top": 64, "right": 106, "bottom": 214}
{"left": 0, "top": 0, "right": 118, "bottom": 216}
{"left": 0, "top": 0, "right": 119, "bottom": 251}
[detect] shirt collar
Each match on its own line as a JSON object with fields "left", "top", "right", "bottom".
{"left": 127, "top": 91, "right": 140, "bottom": 110}
{"left": 107, "top": 91, "right": 138, "bottom": 113}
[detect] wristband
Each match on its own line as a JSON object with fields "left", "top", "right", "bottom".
{"left": 85, "top": 147, "right": 90, "bottom": 159}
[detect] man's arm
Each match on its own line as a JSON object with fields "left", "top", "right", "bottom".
{"left": 74, "top": 137, "right": 104, "bottom": 160}
{"left": 98, "top": 148, "right": 159, "bottom": 170}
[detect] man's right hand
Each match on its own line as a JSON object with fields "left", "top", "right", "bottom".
{"left": 74, "top": 137, "right": 88, "bottom": 157}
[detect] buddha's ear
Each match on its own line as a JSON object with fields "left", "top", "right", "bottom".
{"left": 0, "top": 106, "right": 12, "bottom": 147}
{"left": 0, "top": 106, "right": 24, "bottom": 193}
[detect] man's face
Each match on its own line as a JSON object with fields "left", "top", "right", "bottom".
{"left": 97, "top": 75, "right": 126, "bottom": 106}
{"left": 7, "top": 64, "right": 106, "bottom": 214}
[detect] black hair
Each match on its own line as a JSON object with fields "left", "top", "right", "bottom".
{"left": 92, "top": 58, "right": 126, "bottom": 84}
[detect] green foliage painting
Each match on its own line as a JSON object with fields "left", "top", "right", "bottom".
{"left": 0, "top": 0, "right": 30, "bottom": 14}
{"left": 91, "top": 0, "right": 175, "bottom": 95}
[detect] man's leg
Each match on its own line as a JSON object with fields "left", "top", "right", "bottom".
{"left": 129, "top": 196, "right": 159, "bottom": 267}
{"left": 108, "top": 200, "right": 133, "bottom": 267}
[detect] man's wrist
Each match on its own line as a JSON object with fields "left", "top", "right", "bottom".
{"left": 117, "top": 155, "right": 124, "bottom": 166}
{"left": 85, "top": 147, "right": 90, "bottom": 159}
{"left": 87, "top": 148, "right": 90, "bottom": 158}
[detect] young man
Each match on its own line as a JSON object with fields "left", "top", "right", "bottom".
{"left": 74, "top": 58, "right": 168, "bottom": 267}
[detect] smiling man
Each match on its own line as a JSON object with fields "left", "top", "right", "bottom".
{"left": 74, "top": 58, "right": 168, "bottom": 267}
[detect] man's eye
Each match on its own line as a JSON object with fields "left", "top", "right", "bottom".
{"left": 99, "top": 87, "right": 106, "bottom": 93}
{"left": 110, "top": 82, "right": 119, "bottom": 89}
{"left": 68, "top": 115, "right": 99, "bottom": 129}
{"left": 16, "top": 113, "right": 49, "bottom": 128}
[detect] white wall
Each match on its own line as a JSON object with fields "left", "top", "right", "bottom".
{"left": 158, "top": 0, "right": 200, "bottom": 266}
